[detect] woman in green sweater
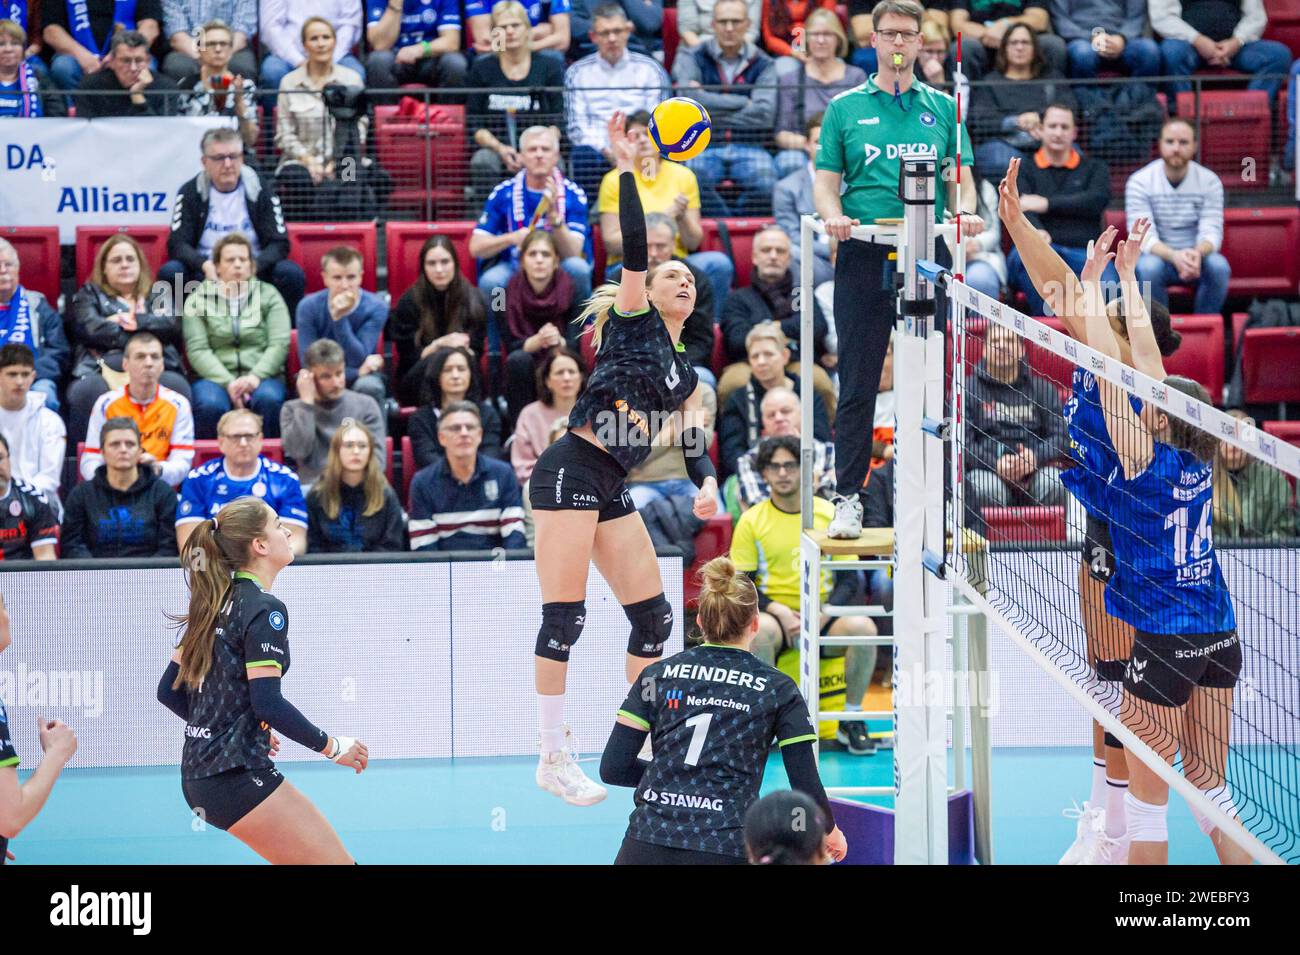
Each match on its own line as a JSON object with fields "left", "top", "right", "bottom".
{"left": 1214, "top": 409, "right": 1296, "bottom": 541}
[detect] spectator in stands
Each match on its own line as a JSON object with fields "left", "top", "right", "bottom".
{"left": 774, "top": 112, "right": 834, "bottom": 286}
{"left": 0, "top": 433, "right": 57, "bottom": 560}
{"left": 0, "top": 344, "right": 64, "bottom": 505}
{"left": 306, "top": 421, "right": 406, "bottom": 552}
{"left": 409, "top": 401, "right": 526, "bottom": 551}
{"left": 671, "top": 0, "right": 778, "bottom": 217}
{"left": 964, "top": 322, "right": 1066, "bottom": 510}
{"left": 408, "top": 345, "right": 503, "bottom": 470}
{"left": 915, "top": 14, "right": 960, "bottom": 91}
{"left": 678, "top": 0, "right": 761, "bottom": 49}
{"left": 274, "top": 16, "right": 373, "bottom": 223}
{"left": 66, "top": 235, "right": 191, "bottom": 446}
{"left": 0, "top": 19, "right": 65, "bottom": 116}
{"left": 625, "top": 386, "right": 718, "bottom": 509}
{"left": 848, "top": 0, "right": 956, "bottom": 74}
{"left": 469, "top": 125, "right": 593, "bottom": 310}
{"left": 175, "top": 408, "right": 309, "bottom": 552}
{"left": 80, "top": 330, "right": 195, "bottom": 487}
{"left": 178, "top": 20, "right": 257, "bottom": 148}
{"left": 388, "top": 235, "right": 488, "bottom": 406}
{"left": 75, "top": 29, "right": 179, "bottom": 117}
{"left": 772, "top": 8, "right": 867, "bottom": 181}
{"left": 1126, "top": 117, "right": 1230, "bottom": 314}
{"left": 1049, "top": 0, "right": 1160, "bottom": 79}
{"left": 1004, "top": 105, "right": 1116, "bottom": 316}
{"left": 569, "top": 0, "right": 662, "bottom": 56}
{"left": 730, "top": 385, "right": 835, "bottom": 514}
{"left": 0, "top": 238, "right": 68, "bottom": 414}
{"left": 467, "top": 2, "right": 566, "bottom": 206}
{"left": 520, "top": 414, "right": 568, "bottom": 545}
{"left": 296, "top": 247, "right": 389, "bottom": 406}
{"left": 1288, "top": 57, "right": 1299, "bottom": 171}
{"left": 963, "top": 177, "right": 1009, "bottom": 301}
{"left": 466, "top": 0, "right": 571, "bottom": 60}
{"left": 643, "top": 214, "right": 720, "bottom": 390}
{"left": 511, "top": 346, "right": 585, "bottom": 482}
{"left": 595, "top": 109, "right": 735, "bottom": 319}
{"left": 1152, "top": 0, "right": 1292, "bottom": 99}
{"left": 365, "top": 0, "right": 469, "bottom": 94}
{"left": 259, "top": 0, "right": 365, "bottom": 94}
{"left": 160, "top": 127, "right": 307, "bottom": 317}
{"left": 967, "top": 23, "right": 1074, "bottom": 182}
{"left": 948, "top": 0, "right": 1066, "bottom": 80}
{"left": 565, "top": 2, "right": 671, "bottom": 201}
{"left": 182, "top": 233, "right": 292, "bottom": 439}
{"left": 718, "top": 228, "right": 832, "bottom": 402}
{"left": 161, "top": 0, "right": 258, "bottom": 84}
{"left": 761, "top": 0, "right": 836, "bottom": 58}
{"left": 280, "top": 338, "right": 386, "bottom": 490}
{"left": 501, "top": 230, "right": 583, "bottom": 423}
{"left": 60, "top": 417, "right": 178, "bottom": 559}
{"left": 730, "top": 433, "right": 878, "bottom": 753}
{"left": 42, "top": 0, "right": 161, "bottom": 91}
{"left": 1213, "top": 409, "right": 1296, "bottom": 540}
{"left": 719, "top": 322, "right": 831, "bottom": 477}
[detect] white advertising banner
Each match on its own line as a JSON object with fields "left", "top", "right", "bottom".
{"left": 0, "top": 117, "right": 231, "bottom": 242}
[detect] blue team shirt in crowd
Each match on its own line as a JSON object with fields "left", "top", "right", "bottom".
{"left": 176, "top": 456, "right": 310, "bottom": 529}
{"left": 1100, "top": 443, "right": 1236, "bottom": 636}
{"left": 366, "top": 0, "right": 462, "bottom": 48}
{"left": 462, "top": 0, "right": 570, "bottom": 24}
{"left": 475, "top": 175, "right": 588, "bottom": 266}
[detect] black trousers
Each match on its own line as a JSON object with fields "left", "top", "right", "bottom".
{"left": 833, "top": 238, "right": 950, "bottom": 501}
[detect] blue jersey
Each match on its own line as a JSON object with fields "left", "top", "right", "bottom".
{"left": 367, "top": 0, "right": 461, "bottom": 48}
{"left": 1061, "top": 368, "right": 1141, "bottom": 518}
{"left": 474, "top": 173, "right": 588, "bottom": 266}
{"left": 176, "top": 456, "right": 309, "bottom": 530}
{"left": 462, "top": 0, "right": 570, "bottom": 24}
{"left": 1101, "top": 444, "right": 1236, "bottom": 635}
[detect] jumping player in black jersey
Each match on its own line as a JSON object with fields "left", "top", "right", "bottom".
{"left": 156, "top": 495, "right": 369, "bottom": 863}
{"left": 599, "top": 557, "right": 848, "bottom": 864}
{"left": 528, "top": 112, "right": 719, "bottom": 806}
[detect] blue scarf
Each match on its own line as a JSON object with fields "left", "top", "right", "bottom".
{"left": 68, "top": 0, "right": 138, "bottom": 57}
{"left": 0, "top": 285, "right": 36, "bottom": 354}
{"left": 6, "top": 2, "right": 26, "bottom": 31}
{"left": 0, "top": 59, "right": 41, "bottom": 117}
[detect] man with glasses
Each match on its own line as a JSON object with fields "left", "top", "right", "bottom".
{"left": 408, "top": 402, "right": 525, "bottom": 552}
{"left": 676, "top": 0, "right": 760, "bottom": 51}
{"left": 670, "top": 0, "right": 777, "bottom": 217}
{"left": 75, "top": 29, "right": 179, "bottom": 117}
{"left": 160, "top": 0, "right": 258, "bottom": 85}
{"left": 160, "top": 126, "right": 306, "bottom": 317}
{"left": 949, "top": 0, "right": 1067, "bottom": 80}
{"left": 814, "top": 0, "right": 981, "bottom": 539}
{"left": 41, "top": 0, "right": 162, "bottom": 91}
{"left": 176, "top": 407, "right": 309, "bottom": 552}
{"left": 568, "top": 0, "right": 662, "bottom": 58}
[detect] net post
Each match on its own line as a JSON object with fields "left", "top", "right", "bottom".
{"left": 800, "top": 214, "right": 816, "bottom": 530}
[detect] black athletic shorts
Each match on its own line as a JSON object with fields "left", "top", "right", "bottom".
{"left": 529, "top": 432, "right": 636, "bottom": 522}
{"left": 614, "top": 835, "right": 746, "bottom": 866}
{"left": 1083, "top": 512, "right": 1116, "bottom": 584}
{"left": 1124, "top": 630, "right": 1241, "bottom": 707}
{"left": 183, "top": 766, "right": 285, "bottom": 831}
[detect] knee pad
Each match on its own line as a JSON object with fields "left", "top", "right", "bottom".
{"left": 1190, "top": 788, "right": 1238, "bottom": 837}
{"left": 1124, "top": 792, "right": 1168, "bottom": 843}
{"left": 1103, "top": 731, "right": 1124, "bottom": 750}
{"left": 625, "top": 594, "right": 673, "bottom": 659}
{"left": 1096, "top": 659, "right": 1127, "bottom": 683}
{"left": 536, "top": 601, "right": 586, "bottom": 663}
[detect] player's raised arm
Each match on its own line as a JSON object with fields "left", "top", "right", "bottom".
{"left": 998, "top": 157, "right": 1084, "bottom": 330}
{"left": 609, "top": 113, "right": 649, "bottom": 317}
{"left": 1115, "top": 218, "right": 1168, "bottom": 382}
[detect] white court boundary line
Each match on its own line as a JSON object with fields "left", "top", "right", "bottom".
{"left": 946, "top": 277, "right": 1300, "bottom": 481}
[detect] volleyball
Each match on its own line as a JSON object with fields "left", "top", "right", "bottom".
{"left": 649, "top": 97, "right": 712, "bottom": 162}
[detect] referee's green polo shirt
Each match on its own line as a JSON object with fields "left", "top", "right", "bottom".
{"left": 815, "top": 74, "right": 973, "bottom": 223}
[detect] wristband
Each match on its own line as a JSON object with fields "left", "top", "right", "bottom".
{"left": 327, "top": 735, "right": 358, "bottom": 762}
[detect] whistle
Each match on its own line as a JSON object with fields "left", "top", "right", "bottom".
{"left": 892, "top": 52, "right": 904, "bottom": 67}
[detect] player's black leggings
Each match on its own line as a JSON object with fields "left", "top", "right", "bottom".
{"left": 614, "top": 835, "right": 746, "bottom": 866}
{"left": 833, "top": 239, "right": 951, "bottom": 499}
{"left": 0, "top": 835, "right": 6, "bottom": 864}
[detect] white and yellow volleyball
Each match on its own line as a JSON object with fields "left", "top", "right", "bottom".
{"left": 649, "top": 97, "right": 712, "bottom": 162}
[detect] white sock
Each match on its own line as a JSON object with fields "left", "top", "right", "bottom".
{"left": 1105, "top": 776, "right": 1129, "bottom": 838}
{"left": 1089, "top": 759, "right": 1106, "bottom": 807}
{"left": 538, "top": 692, "right": 567, "bottom": 754}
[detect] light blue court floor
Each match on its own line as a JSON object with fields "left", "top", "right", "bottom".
{"left": 12, "top": 748, "right": 1226, "bottom": 865}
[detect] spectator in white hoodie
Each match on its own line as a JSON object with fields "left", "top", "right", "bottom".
{"left": 0, "top": 343, "right": 65, "bottom": 509}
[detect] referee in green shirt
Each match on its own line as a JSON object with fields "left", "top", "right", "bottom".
{"left": 814, "top": 0, "right": 984, "bottom": 535}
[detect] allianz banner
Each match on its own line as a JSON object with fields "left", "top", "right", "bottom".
{"left": 0, "top": 117, "right": 234, "bottom": 243}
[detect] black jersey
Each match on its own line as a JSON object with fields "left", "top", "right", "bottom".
{"left": 181, "top": 574, "right": 291, "bottom": 780}
{"left": 568, "top": 305, "right": 700, "bottom": 473}
{"left": 616, "top": 643, "right": 818, "bottom": 858}
{"left": 0, "top": 693, "right": 18, "bottom": 769}
{"left": 0, "top": 478, "right": 59, "bottom": 560}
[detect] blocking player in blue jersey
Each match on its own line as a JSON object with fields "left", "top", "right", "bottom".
{"left": 599, "top": 557, "right": 847, "bottom": 865}
{"left": 1079, "top": 230, "right": 1251, "bottom": 867}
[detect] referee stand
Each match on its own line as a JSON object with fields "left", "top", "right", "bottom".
{"left": 797, "top": 153, "right": 993, "bottom": 865}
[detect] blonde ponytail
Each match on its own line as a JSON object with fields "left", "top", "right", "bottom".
{"left": 573, "top": 282, "right": 621, "bottom": 353}
{"left": 696, "top": 556, "right": 759, "bottom": 644}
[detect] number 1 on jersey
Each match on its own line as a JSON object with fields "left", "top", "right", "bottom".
{"left": 683, "top": 712, "right": 713, "bottom": 767}
{"left": 1165, "top": 502, "right": 1212, "bottom": 567}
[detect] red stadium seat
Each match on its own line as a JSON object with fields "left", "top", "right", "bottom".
{"left": 74, "top": 439, "right": 284, "bottom": 482}
{"left": 1023, "top": 316, "right": 1072, "bottom": 401}
{"left": 1264, "top": 0, "right": 1300, "bottom": 56}
{"left": 1263, "top": 420, "right": 1300, "bottom": 447}
{"left": 663, "top": 6, "right": 679, "bottom": 72}
{"left": 1241, "top": 327, "right": 1300, "bottom": 411}
{"left": 383, "top": 436, "right": 394, "bottom": 487}
{"left": 1219, "top": 207, "right": 1300, "bottom": 299}
{"left": 287, "top": 222, "right": 378, "bottom": 294}
{"left": 373, "top": 102, "right": 467, "bottom": 219}
{"left": 699, "top": 217, "right": 775, "bottom": 288}
{"left": 590, "top": 221, "right": 606, "bottom": 285}
{"left": 401, "top": 435, "right": 416, "bottom": 508}
{"left": 684, "top": 513, "right": 734, "bottom": 606}
{"left": 1176, "top": 91, "right": 1271, "bottom": 190}
{"left": 1164, "top": 314, "right": 1226, "bottom": 403}
{"left": 711, "top": 323, "right": 725, "bottom": 378}
{"left": 74, "top": 226, "right": 170, "bottom": 287}
{"left": 288, "top": 329, "right": 300, "bottom": 380}
{"left": 1, "top": 226, "right": 60, "bottom": 306}
{"left": 385, "top": 221, "right": 478, "bottom": 299}
{"left": 980, "top": 506, "right": 1067, "bottom": 543}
